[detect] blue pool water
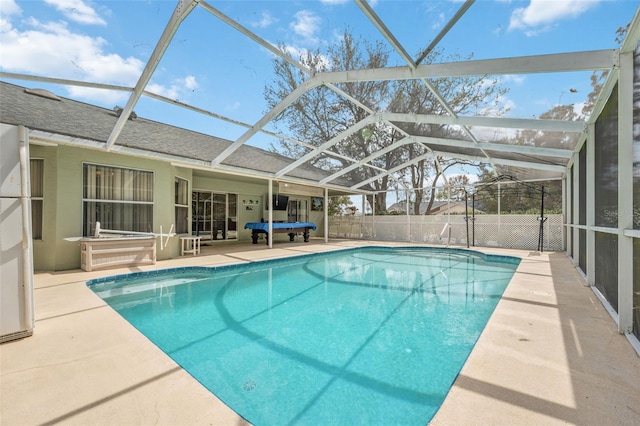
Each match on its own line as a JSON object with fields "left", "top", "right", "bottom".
{"left": 88, "top": 246, "right": 520, "bottom": 425}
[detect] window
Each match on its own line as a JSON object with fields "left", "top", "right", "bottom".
{"left": 287, "top": 199, "right": 308, "bottom": 222}
{"left": 30, "top": 159, "right": 44, "bottom": 240}
{"left": 82, "top": 163, "right": 154, "bottom": 236}
{"left": 175, "top": 177, "right": 189, "bottom": 234}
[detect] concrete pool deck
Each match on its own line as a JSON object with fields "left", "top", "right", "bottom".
{"left": 1, "top": 240, "right": 639, "bottom": 425}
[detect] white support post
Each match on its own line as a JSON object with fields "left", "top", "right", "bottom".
{"left": 586, "top": 123, "right": 595, "bottom": 286}
{"left": 617, "top": 50, "right": 633, "bottom": 334}
{"left": 268, "top": 179, "right": 273, "bottom": 248}
{"left": 562, "top": 176, "right": 568, "bottom": 253}
{"left": 497, "top": 182, "right": 501, "bottom": 236}
{"left": 324, "top": 188, "right": 329, "bottom": 243}
{"left": 360, "top": 194, "right": 373, "bottom": 239}
{"left": 406, "top": 188, "right": 411, "bottom": 242}
{"left": 372, "top": 193, "right": 376, "bottom": 238}
{"left": 572, "top": 152, "right": 580, "bottom": 267}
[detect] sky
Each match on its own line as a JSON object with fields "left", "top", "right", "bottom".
{"left": 0, "top": 0, "right": 637, "bottom": 154}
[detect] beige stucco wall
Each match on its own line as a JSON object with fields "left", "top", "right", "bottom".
{"left": 30, "top": 144, "right": 57, "bottom": 270}
{"left": 30, "top": 143, "right": 325, "bottom": 271}
{"left": 31, "top": 144, "right": 189, "bottom": 270}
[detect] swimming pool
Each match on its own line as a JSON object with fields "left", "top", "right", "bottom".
{"left": 88, "top": 246, "right": 520, "bottom": 425}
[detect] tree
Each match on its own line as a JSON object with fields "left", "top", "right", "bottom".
{"left": 264, "top": 32, "right": 508, "bottom": 214}
{"left": 477, "top": 24, "right": 630, "bottom": 214}
{"left": 385, "top": 49, "right": 507, "bottom": 214}
{"left": 265, "top": 30, "right": 396, "bottom": 213}
{"left": 436, "top": 174, "right": 472, "bottom": 201}
{"left": 327, "top": 195, "right": 354, "bottom": 216}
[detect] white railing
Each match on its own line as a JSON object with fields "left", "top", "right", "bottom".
{"left": 329, "top": 214, "right": 564, "bottom": 251}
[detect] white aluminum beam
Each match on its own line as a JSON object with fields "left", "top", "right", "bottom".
{"left": 416, "top": 78, "right": 497, "bottom": 173}
{"left": 429, "top": 150, "right": 566, "bottom": 173}
{"left": 354, "top": 0, "right": 495, "bottom": 179}
{"left": 0, "top": 72, "right": 132, "bottom": 93}
{"left": 380, "top": 111, "right": 585, "bottom": 133}
{"left": 105, "top": 0, "right": 200, "bottom": 151}
{"left": 199, "top": 1, "right": 311, "bottom": 76}
{"left": 144, "top": 89, "right": 255, "bottom": 129}
{"left": 617, "top": 50, "right": 634, "bottom": 334}
{"left": 563, "top": 175, "right": 569, "bottom": 253}
{"left": 199, "top": 1, "right": 378, "bottom": 169}
{"left": 412, "top": 135, "right": 573, "bottom": 159}
{"left": 350, "top": 152, "right": 434, "bottom": 190}
{"left": 144, "top": 89, "right": 352, "bottom": 163}
{"left": 314, "top": 50, "right": 617, "bottom": 85}
{"left": 324, "top": 83, "right": 375, "bottom": 114}
{"left": 198, "top": 2, "right": 378, "bottom": 169}
{"left": 210, "top": 78, "right": 322, "bottom": 167}
{"left": 586, "top": 123, "right": 595, "bottom": 285}
{"left": 4, "top": 71, "right": 377, "bottom": 178}
{"left": 355, "top": 0, "right": 415, "bottom": 67}
{"left": 586, "top": 67, "right": 620, "bottom": 126}
{"left": 275, "top": 115, "right": 377, "bottom": 177}
{"left": 319, "top": 137, "right": 415, "bottom": 184}
{"left": 620, "top": 5, "right": 640, "bottom": 54}
{"left": 415, "top": 0, "right": 475, "bottom": 65}
{"left": 355, "top": 0, "right": 496, "bottom": 175}
{"left": 572, "top": 152, "right": 580, "bottom": 267}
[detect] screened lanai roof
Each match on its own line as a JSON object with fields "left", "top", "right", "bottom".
{"left": 1, "top": 0, "right": 639, "bottom": 193}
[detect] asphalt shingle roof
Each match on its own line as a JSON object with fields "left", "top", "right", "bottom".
{"left": 0, "top": 81, "right": 351, "bottom": 187}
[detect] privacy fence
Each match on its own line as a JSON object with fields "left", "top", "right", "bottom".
{"left": 328, "top": 214, "right": 564, "bottom": 251}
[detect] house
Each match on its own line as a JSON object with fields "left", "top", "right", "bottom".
{"left": 0, "top": 81, "right": 341, "bottom": 271}
{"left": 387, "top": 200, "right": 469, "bottom": 215}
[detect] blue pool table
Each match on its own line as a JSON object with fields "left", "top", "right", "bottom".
{"left": 244, "top": 222, "right": 317, "bottom": 244}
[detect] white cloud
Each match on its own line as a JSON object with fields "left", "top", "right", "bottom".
{"left": 1, "top": 17, "right": 143, "bottom": 83}
{"left": 282, "top": 44, "right": 306, "bottom": 60}
{"left": 0, "top": 0, "right": 21, "bottom": 16}
{"left": 477, "top": 93, "right": 515, "bottom": 118}
{"left": 508, "top": 0, "right": 600, "bottom": 35}
{"left": 320, "top": 0, "right": 350, "bottom": 4}
{"left": 501, "top": 74, "right": 526, "bottom": 86}
{"left": 66, "top": 86, "right": 127, "bottom": 105}
{"left": 43, "top": 0, "right": 107, "bottom": 26}
{"left": 146, "top": 75, "right": 200, "bottom": 101}
{"left": 281, "top": 44, "right": 330, "bottom": 71}
{"left": 225, "top": 101, "right": 241, "bottom": 111}
{"left": 146, "top": 82, "right": 179, "bottom": 100}
{"left": 0, "top": 10, "right": 189, "bottom": 106}
{"left": 573, "top": 101, "right": 587, "bottom": 118}
{"left": 0, "top": 0, "right": 21, "bottom": 32}
{"left": 250, "top": 11, "right": 277, "bottom": 29}
{"left": 183, "top": 75, "right": 198, "bottom": 91}
{"left": 290, "top": 10, "right": 321, "bottom": 42}
{"left": 466, "top": 174, "right": 479, "bottom": 184}
{"left": 432, "top": 12, "right": 445, "bottom": 30}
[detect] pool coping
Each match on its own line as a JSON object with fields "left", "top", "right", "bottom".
{"left": 85, "top": 244, "right": 522, "bottom": 287}
{"left": 1, "top": 240, "right": 639, "bottom": 425}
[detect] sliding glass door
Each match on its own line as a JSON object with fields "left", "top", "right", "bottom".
{"left": 192, "top": 190, "right": 237, "bottom": 241}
